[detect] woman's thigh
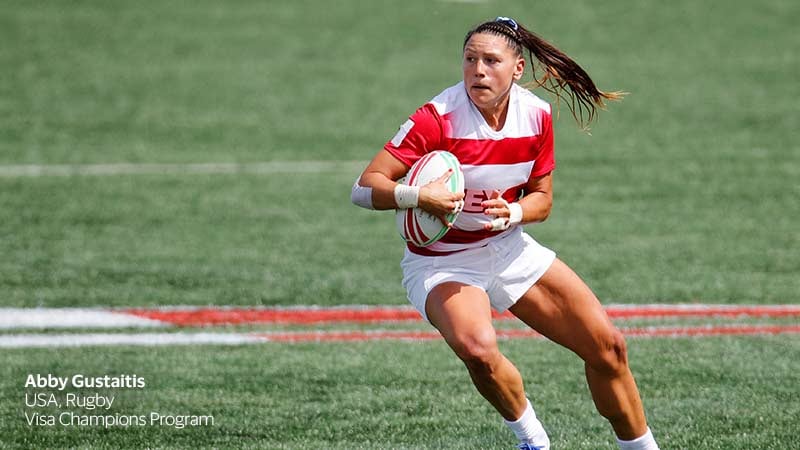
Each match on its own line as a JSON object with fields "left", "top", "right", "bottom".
{"left": 509, "top": 258, "right": 620, "bottom": 362}
{"left": 425, "top": 282, "right": 498, "bottom": 358}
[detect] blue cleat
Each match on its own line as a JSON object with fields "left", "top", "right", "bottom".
{"left": 517, "top": 443, "right": 546, "bottom": 450}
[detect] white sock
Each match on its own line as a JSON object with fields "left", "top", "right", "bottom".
{"left": 503, "top": 399, "right": 550, "bottom": 449}
{"left": 617, "top": 427, "right": 659, "bottom": 450}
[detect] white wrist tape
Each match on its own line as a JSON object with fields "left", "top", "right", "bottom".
{"left": 394, "top": 184, "right": 420, "bottom": 209}
{"left": 350, "top": 179, "right": 375, "bottom": 210}
{"left": 508, "top": 202, "right": 523, "bottom": 225}
{"left": 488, "top": 200, "right": 524, "bottom": 231}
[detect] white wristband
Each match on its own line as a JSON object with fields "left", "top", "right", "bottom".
{"left": 508, "top": 202, "right": 523, "bottom": 226}
{"left": 350, "top": 179, "right": 375, "bottom": 210}
{"left": 394, "top": 184, "right": 420, "bottom": 209}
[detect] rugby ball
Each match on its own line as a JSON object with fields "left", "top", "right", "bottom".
{"left": 395, "top": 151, "right": 465, "bottom": 247}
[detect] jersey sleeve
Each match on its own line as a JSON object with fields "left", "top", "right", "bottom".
{"left": 530, "top": 108, "right": 555, "bottom": 177}
{"left": 383, "top": 103, "right": 444, "bottom": 168}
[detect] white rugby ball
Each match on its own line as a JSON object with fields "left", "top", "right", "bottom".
{"left": 395, "top": 150, "right": 465, "bottom": 247}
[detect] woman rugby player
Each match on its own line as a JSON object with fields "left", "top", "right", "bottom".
{"left": 351, "top": 17, "right": 659, "bottom": 450}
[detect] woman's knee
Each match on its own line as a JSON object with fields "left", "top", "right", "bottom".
{"left": 449, "top": 327, "right": 501, "bottom": 371}
{"left": 584, "top": 328, "right": 630, "bottom": 375}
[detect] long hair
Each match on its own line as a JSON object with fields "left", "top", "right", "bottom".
{"left": 464, "top": 17, "right": 624, "bottom": 128}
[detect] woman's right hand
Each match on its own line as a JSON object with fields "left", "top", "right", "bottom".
{"left": 417, "top": 169, "right": 466, "bottom": 227}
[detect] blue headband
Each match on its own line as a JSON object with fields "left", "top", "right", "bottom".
{"left": 494, "top": 16, "right": 519, "bottom": 31}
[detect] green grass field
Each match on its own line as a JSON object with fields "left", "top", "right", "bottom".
{"left": 1, "top": 0, "right": 799, "bottom": 448}
{"left": 3, "top": 337, "right": 800, "bottom": 449}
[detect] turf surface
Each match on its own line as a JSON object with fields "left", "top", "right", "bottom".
{"left": 3, "top": 336, "right": 800, "bottom": 449}
{"left": 1, "top": 0, "right": 798, "bottom": 448}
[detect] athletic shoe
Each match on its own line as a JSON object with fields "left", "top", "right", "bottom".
{"left": 517, "top": 443, "right": 546, "bottom": 450}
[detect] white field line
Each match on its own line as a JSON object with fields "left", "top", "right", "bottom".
{"left": 0, "top": 332, "right": 261, "bottom": 348}
{"left": 0, "top": 161, "right": 366, "bottom": 177}
{"left": 0, "top": 308, "right": 166, "bottom": 329}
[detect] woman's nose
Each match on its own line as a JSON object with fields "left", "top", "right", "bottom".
{"left": 474, "top": 60, "right": 486, "bottom": 76}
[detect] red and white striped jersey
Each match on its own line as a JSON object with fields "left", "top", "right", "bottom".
{"left": 385, "top": 81, "right": 555, "bottom": 255}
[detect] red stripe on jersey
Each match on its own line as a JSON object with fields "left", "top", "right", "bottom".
{"left": 406, "top": 228, "right": 504, "bottom": 256}
{"left": 441, "top": 135, "right": 549, "bottom": 168}
{"left": 442, "top": 227, "right": 500, "bottom": 244}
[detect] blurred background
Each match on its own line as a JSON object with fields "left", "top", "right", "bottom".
{"left": 3, "top": 0, "right": 797, "bottom": 310}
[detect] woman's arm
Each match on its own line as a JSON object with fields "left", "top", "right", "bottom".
{"left": 481, "top": 172, "right": 553, "bottom": 230}
{"left": 518, "top": 172, "right": 553, "bottom": 223}
{"left": 356, "top": 150, "right": 412, "bottom": 210}
{"left": 353, "top": 149, "right": 465, "bottom": 226}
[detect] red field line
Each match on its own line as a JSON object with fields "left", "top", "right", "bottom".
{"left": 604, "top": 305, "right": 800, "bottom": 319}
{"left": 123, "top": 307, "right": 422, "bottom": 326}
{"left": 256, "top": 324, "right": 800, "bottom": 343}
{"left": 123, "top": 305, "right": 800, "bottom": 326}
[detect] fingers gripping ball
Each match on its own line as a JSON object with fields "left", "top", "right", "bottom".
{"left": 395, "top": 151, "right": 465, "bottom": 247}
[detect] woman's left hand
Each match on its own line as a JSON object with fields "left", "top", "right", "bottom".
{"left": 481, "top": 190, "right": 510, "bottom": 230}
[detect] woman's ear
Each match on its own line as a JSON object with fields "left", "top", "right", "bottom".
{"left": 513, "top": 56, "right": 525, "bottom": 81}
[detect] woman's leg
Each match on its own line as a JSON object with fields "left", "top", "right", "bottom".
{"left": 426, "top": 281, "right": 551, "bottom": 448}
{"left": 425, "top": 281, "right": 528, "bottom": 420}
{"left": 509, "top": 258, "right": 649, "bottom": 440}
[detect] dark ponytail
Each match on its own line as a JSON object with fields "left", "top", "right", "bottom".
{"left": 465, "top": 17, "right": 624, "bottom": 128}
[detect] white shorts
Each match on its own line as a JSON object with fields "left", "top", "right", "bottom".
{"left": 400, "top": 227, "right": 557, "bottom": 322}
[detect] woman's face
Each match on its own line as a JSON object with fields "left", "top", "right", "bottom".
{"left": 462, "top": 33, "right": 525, "bottom": 112}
